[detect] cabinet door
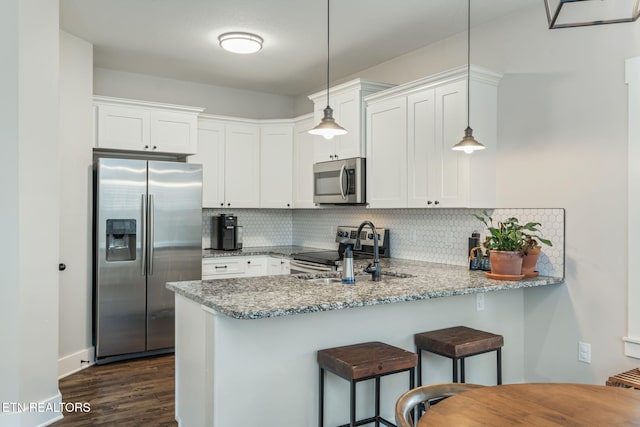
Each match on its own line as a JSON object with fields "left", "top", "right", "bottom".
{"left": 332, "top": 91, "right": 361, "bottom": 159}
{"left": 244, "top": 257, "right": 269, "bottom": 277}
{"left": 267, "top": 257, "right": 290, "bottom": 275}
{"left": 365, "top": 97, "right": 407, "bottom": 208}
{"left": 260, "top": 125, "right": 293, "bottom": 208}
{"left": 433, "top": 81, "right": 469, "bottom": 207}
{"left": 191, "top": 119, "right": 225, "bottom": 208}
{"left": 407, "top": 88, "right": 436, "bottom": 208}
{"left": 224, "top": 124, "right": 260, "bottom": 208}
{"left": 293, "top": 117, "right": 317, "bottom": 208}
{"left": 150, "top": 111, "right": 198, "bottom": 155}
{"left": 96, "top": 104, "right": 150, "bottom": 151}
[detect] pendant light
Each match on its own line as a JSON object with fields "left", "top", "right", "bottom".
{"left": 308, "top": 0, "right": 347, "bottom": 140}
{"left": 452, "top": 0, "right": 485, "bottom": 154}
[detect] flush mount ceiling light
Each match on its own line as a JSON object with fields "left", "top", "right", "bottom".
{"left": 308, "top": 0, "right": 347, "bottom": 140}
{"left": 218, "top": 32, "right": 263, "bottom": 54}
{"left": 545, "top": 0, "right": 640, "bottom": 29}
{"left": 452, "top": 0, "right": 485, "bottom": 154}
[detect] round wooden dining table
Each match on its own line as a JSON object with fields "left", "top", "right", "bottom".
{"left": 417, "top": 383, "right": 640, "bottom": 426}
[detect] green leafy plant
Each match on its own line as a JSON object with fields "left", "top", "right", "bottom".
{"left": 474, "top": 210, "right": 552, "bottom": 255}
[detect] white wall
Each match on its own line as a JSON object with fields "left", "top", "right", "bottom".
{"left": 94, "top": 67, "right": 296, "bottom": 119}
{"left": 59, "top": 31, "right": 95, "bottom": 377}
{"left": 327, "top": 5, "right": 640, "bottom": 383}
{"left": 0, "top": 0, "right": 62, "bottom": 425}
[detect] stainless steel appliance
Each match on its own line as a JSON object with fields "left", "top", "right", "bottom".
{"left": 93, "top": 158, "right": 202, "bottom": 364}
{"left": 211, "top": 214, "right": 243, "bottom": 251}
{"left": 291, "top": 226, "right": 389, "bottom": 273}
{"left": 313, "top": 157, "right": 366, "bottom": 204}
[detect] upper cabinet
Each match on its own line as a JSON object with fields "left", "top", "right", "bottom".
{"left": 292, "top": 115, "right": 316, "bottom": 209}
{"left": 308, "top": 79, "right": 394, "bottom": 163}
{"left": 193, "top": 116, "right": 294, "bottom": 209}
{"left": 94, "top": 96, "right": 203, "bottom": 155}
{"left": 366, "top": 66, "right": 501, "bottom": 209}
{"left": 260, "top": 124, "right": 294, "bottom": 209}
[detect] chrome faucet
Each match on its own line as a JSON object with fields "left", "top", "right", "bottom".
{"left": 354, "top": 220, "right": 381, "bottom": 281}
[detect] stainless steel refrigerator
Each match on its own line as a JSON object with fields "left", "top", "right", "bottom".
{"left": 94, "top": 158, "right": 202, "bottom": 364}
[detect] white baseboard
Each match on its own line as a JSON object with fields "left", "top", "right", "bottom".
{"left": 58, "top": 347, "right": 95, "bottom": 379}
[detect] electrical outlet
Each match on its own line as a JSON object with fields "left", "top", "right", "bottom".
{"left": 476, "top": 293, "right": 485, "bottom": 311}
{"left": 578, "top": 341, "right": 591, "bottom": 364}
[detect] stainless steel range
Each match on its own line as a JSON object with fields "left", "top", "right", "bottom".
{"left": 291, "top": 226, "right": 390, "bottom": 274}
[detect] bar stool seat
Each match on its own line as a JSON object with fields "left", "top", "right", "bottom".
{"left": 414, "top": 326, "right": 503, "bottom": 386}
{"left": 318, "top": 341, "right": 417, "bottom": 427}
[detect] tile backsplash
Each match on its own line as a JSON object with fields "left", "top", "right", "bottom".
{"left": 202, "top": 207, "right": 565, "bottom": 278}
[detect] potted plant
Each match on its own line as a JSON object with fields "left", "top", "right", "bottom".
{"left": 521, "top": 229, "right": 553, "bottom": 277}
{"left": 474, "top": 211, "right": 551, "bottom": 277}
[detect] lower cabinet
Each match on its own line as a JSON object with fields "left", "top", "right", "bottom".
{"left": 202, "top": 256, "right": 290, "bottom": 280}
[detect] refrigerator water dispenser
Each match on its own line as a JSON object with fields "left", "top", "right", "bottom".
{"left": 106, "top": 219, "right": 136, "bottom": 261}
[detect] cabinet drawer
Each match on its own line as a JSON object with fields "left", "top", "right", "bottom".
{"left": 203, "top": 258, "right": 247, "bottom": 279}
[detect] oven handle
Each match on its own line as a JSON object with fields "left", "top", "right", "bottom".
{"left": 339, "top": 164, "right": 347, "bottom": 200}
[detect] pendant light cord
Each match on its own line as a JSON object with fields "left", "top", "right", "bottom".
{"left": 326, "top": 0, "right": 331, "bottom": 108}
{"left": 466, "top": 0, "right": 471, "bottom": 127}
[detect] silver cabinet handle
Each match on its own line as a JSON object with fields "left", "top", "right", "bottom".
{"left": 141, "top": 194, "right": 147, "bottom": 276}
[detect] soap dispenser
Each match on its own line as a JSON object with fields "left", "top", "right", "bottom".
{"left": 342, "top": 246, "right": 355, "bottom": 284}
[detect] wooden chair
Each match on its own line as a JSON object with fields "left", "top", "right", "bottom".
{"left": 394, "top": 383, "right": 485, "bottom": 427}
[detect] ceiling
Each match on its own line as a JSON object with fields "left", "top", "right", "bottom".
{"left": 60, "top": 0, "right": 538, "bottom": 97}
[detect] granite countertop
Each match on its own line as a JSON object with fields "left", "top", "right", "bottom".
{"left": 202, "top": 245, "right": 325, "bottom": 258}
{"left": 168, "top": 249, "right": 564, "bottom": 320}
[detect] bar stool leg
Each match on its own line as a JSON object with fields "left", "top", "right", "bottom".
{"left": 416, "top": 347, "right": 423, "bottom": 386}
{"left": 350, "top": 379, "right": 356, "bottom": 427}
{"left": 452, "top": 358, "right": 458, "bottom": 382}
{"left": 460, "top": 357, "right": 466, "bottom": 383}
{"left": 319, "top": 367, "right": 324, "bottom": 427}
{"left": 375, "top": 376, "right": 381, "bottom": 426}
{"left": 409, "top": 367, "right": 416, "bottom": 423}
{"left": 497, "top": 348, "right": 502, "bottom": 385}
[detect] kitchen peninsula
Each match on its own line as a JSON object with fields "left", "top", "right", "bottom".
{"left": 167, "top": 253, "right": 563, "bottom": 426}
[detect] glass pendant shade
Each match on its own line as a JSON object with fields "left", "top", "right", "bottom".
{"left": 452, "top": 126, "right": 485, "bottom": 154}
{"left": 309, "top": 106, "right": 347, "bottom": 140}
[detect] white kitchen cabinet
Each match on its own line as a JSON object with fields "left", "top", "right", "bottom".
{"left": 94, "top": 96, "right": 203, "bottom": 155}
{"left": 267, "top": 257, "right": 291, "bottom": 275}
{"left": 190, "top": 120, "right": 225, "bottom": 208}
{"left": 260, "top": 124, "right": 294, "bottom": 208}
{"left": 365, "top": 65, "right": 500, "bottom": 209}
{"left": 308, "top": 79, "right": 394, "bottom": 163}
{"left": 366, "top": 97, "right": 407, "bottom": 208}
{"left": 292, "top": 114, "right": 316, "bottom": 208}
{"left": 202, "top": 256, "right": 284, "bottom": 280}
{"left": 225, "top": 123, "right": 261, "bottom": 208}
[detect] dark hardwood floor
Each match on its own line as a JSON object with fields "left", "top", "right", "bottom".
{"left": 53, "top": 354, "right": 177, "bottom": 427}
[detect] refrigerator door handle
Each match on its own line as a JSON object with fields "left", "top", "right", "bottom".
{"left": 148, "top": 194, "right": 155, "bottom": 276}
{"left": 141, "top": 194, "right": 147, "bottom": 276}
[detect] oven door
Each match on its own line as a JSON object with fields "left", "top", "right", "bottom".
{"left": 313, "top": 158, "right": 365, "bottom": 204}
{"left": 290, "top": 259, "right": 336, "bottom": 274}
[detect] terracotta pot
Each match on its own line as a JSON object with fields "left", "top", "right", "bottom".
{"left": 489, "top": 250, "right": 523, "bottom": 276}
{"left": 521, "top": 247, "right": 541, "bottom": 275}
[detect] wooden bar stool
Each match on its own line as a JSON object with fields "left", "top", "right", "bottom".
{"left": 414, "top": 326, "right": 503, "bottom": 386}
{"left": 318, "top": 341, "right": 417, "bottom": 427}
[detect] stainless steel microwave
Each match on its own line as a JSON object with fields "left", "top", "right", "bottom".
{"left": 313, "top": 157, "right": 366, "bottom": 204}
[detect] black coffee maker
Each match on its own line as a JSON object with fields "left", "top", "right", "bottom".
{"left": 212, "top": 214, "right": 243, "bottom": 250}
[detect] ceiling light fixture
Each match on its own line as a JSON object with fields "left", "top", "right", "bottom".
{"left": 218, "top": 32, "right": 263, "bottom": 54}
{"left": 308, "top": 0, "right": 347, "bottom": 140}
{"left": 452, "top": 0, "right": 485, "bottom": 154}
{"left": 545, "top": 0, "right": 640, "bottom": 29}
